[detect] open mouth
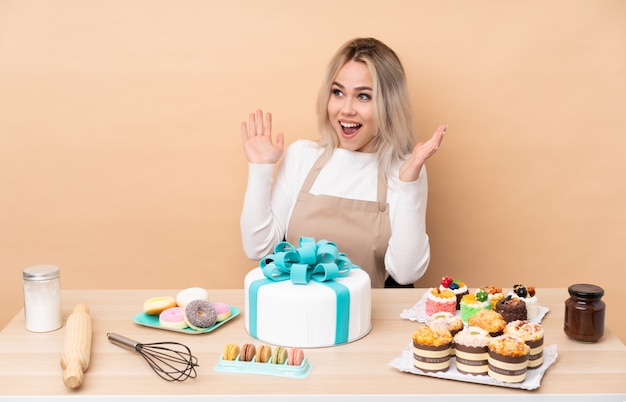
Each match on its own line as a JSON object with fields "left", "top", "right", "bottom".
{"left": 340, "top": 121, "right": 362, "bottom": 135}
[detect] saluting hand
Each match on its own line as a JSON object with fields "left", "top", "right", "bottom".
{"left": 399, "top": 124, "right": 447, "bottom": 183}
{"left": 241, "top": 109, "right": 285, "bottom": 164}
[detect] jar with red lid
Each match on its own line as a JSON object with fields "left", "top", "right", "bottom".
{"left": 564, "top": 284, "right": 605, "bottom": 342}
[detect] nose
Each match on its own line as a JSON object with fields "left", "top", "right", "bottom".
{"left": 340, "top": 98, "right": 356, "bottom": 115}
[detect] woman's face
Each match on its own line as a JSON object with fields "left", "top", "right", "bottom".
{"left": 327, "top": 60, "right": 377, "bottom": 153}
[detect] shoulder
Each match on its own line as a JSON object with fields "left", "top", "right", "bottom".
{"left": 283, "top": 139, "right": 323, "bottom": 165}
{"left": 285, "top": 139, "right": 323, "bottom": 155}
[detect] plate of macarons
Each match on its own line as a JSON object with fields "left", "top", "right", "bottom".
{"left": 133, "top": 287, "right": 240, "bottom": 334}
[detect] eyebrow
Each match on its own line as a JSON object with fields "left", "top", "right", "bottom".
{"left": 332, "top": 81, "right": 373, "bottom": 92}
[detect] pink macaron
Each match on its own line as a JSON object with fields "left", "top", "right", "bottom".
{"left": 159, "top": 307, "right": 187, "bottom": 329}
{"left": 288, "top": 347, "right": 305, "bottom": 366}
{"left": 212, "top": 301, "right": 231, "bottom": 322}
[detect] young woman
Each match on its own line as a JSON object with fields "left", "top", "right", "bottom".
{"left": 240, "top": 37, "right": 447, "bottom": 288}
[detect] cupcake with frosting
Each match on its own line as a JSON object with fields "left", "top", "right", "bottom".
{"left": 440, "top": 276, "right": 469, "bottom": 309}
{"left": 509, "top": 284, "right": 539, "bottom": 320}
{"left": 495, "top": 295, "right": 527, "bottom": 323}
{"left": 460, "top": 289, "right": 491, "bottom": 323}
{"left": 454, "top": 326, "right": 491, "bottom": 375}
{"left": 424, "top": 288, "right": 457, "bottom": 316}
{"left": 482, "top": 285, "right": 504, "bottom": 309}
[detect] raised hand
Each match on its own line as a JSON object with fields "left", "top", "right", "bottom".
{"left": 241, "top": 109, "right": 285, "bottom": 164}
{"left": 399, "top": 124, "right": 447, "bottom": 182}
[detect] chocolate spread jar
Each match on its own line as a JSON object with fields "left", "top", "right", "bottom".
{"left": 564, "top": 284, "right": 605, "bottom": 342}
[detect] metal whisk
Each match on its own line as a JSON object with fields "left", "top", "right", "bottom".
{"left": 107, "top": 332, "right": 199, "bottom": 381}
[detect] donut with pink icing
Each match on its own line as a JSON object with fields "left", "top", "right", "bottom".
{"left": 159, "top": 307, "right": 187, "bottom": 329}
{"left": 212, "top": 301, "right": 231, "bottom": 322}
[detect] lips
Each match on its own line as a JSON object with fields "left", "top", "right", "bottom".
{"left": 340, "top": 121, "right": 362, "bottom": 136}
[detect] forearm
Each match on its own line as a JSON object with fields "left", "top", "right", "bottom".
{"left": 385, "top": 172, "right": 430, "bottom": 285}
{"left": 239, "top": 163, "right": 284, "bottom": 259}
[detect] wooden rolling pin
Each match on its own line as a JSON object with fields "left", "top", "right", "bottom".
{"left": 60, "top": 303, "right": 92, "bottom": 389}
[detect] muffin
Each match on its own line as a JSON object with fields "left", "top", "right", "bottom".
{"left": 487, "top": 335, "right": 530, "bottom": 383}
{"left": 453, "top": 326, "right": 491, "bottom": 375}
{"left": 440, "top": 276, "right": 469, "bottom": 309}
{"left": 427, "top": 311, "right": 464, "bottom": 356}
{"left": 504, "top": 320, "right": 545, "bottom": 369}
{"left": 460, "top": 290, "right": 491, "bottom": 323}
{"left": 424, "top": 288, "right": 457, "bottom": 316}
{"left": 412, "top": 326, "right": 453, "bottom": 373}
{"left": 427, "top": 312, "right": 464, "bottom": 337}
{"left": 495, "top": 295, "right": 528, "bottom": 323}
{"left": 468, "top": 309, "right": 507, "bottom": 337}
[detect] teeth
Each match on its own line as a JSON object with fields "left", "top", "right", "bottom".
{"left": 340, "top": 122, "right": 361, "bottom": 128}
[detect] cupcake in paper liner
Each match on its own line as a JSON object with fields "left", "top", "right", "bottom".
{"left": 487, "top": 334, "right": 530, "bottom": 383}
{"left": 504, "top": 320, "right": 544, "bottom": 369}
{"left": 412, "top": 326, "right": 453, "bottom": 373}
{"left": 427, "top": 312, "right": 464, "bottom": 356}
{"left": 453, "top": 326, "right": 492, "bottom": 375}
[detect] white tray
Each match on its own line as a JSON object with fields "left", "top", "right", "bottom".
{"left": 389, "top": 343, "right": 558, "bottom": 390}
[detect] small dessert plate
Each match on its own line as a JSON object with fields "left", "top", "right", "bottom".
{"left": 133, "top": 306, "right": 240, "bottom": 334}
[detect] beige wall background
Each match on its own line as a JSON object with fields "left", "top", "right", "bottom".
{"left": 1, "top": 0, "right": 624, "bottom": 342}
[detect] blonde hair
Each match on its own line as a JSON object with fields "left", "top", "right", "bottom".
{"left": 316, "top": 37, "right": 415, "bottom": 175}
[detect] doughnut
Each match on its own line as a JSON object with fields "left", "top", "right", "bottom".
{"left": 255, "top": 344, "right": 272, "bottom": 363}
{"left": 223, "top": 343, "right": 240, "bottom": 361}
{"left": 184, "top": 300, "right": 217, "bottom": 331}
{"left": 288, "top": 347, "right": 305, "bottom": 366}
{"left": 143, "top": 296, "right": 177, "bottom": 315}
{"left": 159, "top": 307, "right": 187, "bottom": 329}
{"left": 271, "top": 346, "right": 288, "bottom": 365}
{"left": 239, "top": 343, "right": 256, "bottom": 362}
{"left": 212, "top": 301, "right": 231, "bottom": 322}
{"left": 176, "top": 287, "right": 209, "bottom": 308}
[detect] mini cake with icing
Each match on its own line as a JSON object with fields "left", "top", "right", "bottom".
{"left": 504, "top": 320, "right": 544, "bottom": 369}
{"left": 468, "top": 309, "right": 507, "bottom": 337}
{"left": 495, "top": 295, "right": 528, "bottom": 323}
{"left": 510, "top": 284, "right": 539, "bottom": 320}
{"left": 412, "top": 326, "right": 453, "bottom": 373}
{"left": 454, "top": 326, "right": 492, "bottom": 375}
{"left": 440, "top": 276, "right": 469, "bottom": 309}
{"left": 424, "top": 288, "right": 457, "bottom": 316}
{"left": 482, "top": 285, "right": 504, "bottom": 309}
{"left": 460, "top": 289, "right": 491, "bottom": 323}
{"left": 487, "top": 334, "right": 530, "bottom": 383}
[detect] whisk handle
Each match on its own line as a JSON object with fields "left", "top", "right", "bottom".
{"left": 107, "top": 332, "right": 141, "bottom": 351}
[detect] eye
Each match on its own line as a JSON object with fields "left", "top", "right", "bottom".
{"left": 331, "top": 88, "right": 344, "bottom": 97}
{"left": 358, "top": 93, "right": 371, "bottom": 101}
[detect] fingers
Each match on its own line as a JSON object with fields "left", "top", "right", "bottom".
{"left": 264, "top": 111, "right": 272, "bottom": 137}
{"left": 242, "top": 109, "right": 273, "bottom": 138}
{"left": 426, "top": 123, "right": 447, "bottom": 151}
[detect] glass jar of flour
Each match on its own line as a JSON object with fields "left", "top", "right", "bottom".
{"left": 23, "top": 264, "right": 62, "bottom": 332}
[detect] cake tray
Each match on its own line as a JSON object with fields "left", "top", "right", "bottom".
{"left": 389, "top": 342, "right": 558, "bottom": 390}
